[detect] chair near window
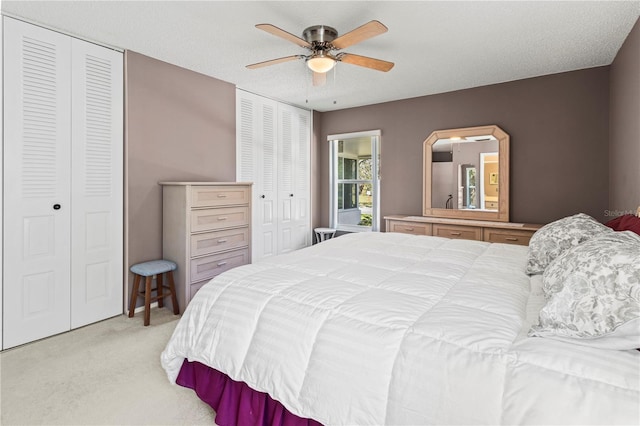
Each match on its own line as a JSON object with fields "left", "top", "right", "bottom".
{"left": 314, "top": 227, "right": 336, "bottom": 243}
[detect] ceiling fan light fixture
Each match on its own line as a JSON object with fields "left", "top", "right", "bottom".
{"left": 306, "top": 53, "right": 336, "bottom": 73}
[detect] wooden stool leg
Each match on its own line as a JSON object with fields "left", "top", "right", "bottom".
{"left": 128, "top": 274, "right": 141, "bottom": 318}
{"left": 167, "top": 271, "right": 180, "bottom": 315}
{"left": 144, "top": 276, "right": 152, "bottom": 326}
{"left": 156, "top": 273, "right": 164, "bottom": 308}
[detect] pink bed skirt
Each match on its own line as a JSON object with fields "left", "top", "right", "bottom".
{"left": 176, "top": 360, "right": 323, "bottom": 426}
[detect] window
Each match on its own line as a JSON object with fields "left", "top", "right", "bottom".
{"left": 329, "top": 130, "right": 380, "bottom": 232}
{"left": 461, "top": 165, "right": 477, "bottom": 208}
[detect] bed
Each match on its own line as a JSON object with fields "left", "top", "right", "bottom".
{"left": 161, "top": 215, "right": 640, "bottom": 425}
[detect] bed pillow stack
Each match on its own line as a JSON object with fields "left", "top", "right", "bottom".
{"left": 527, "top": 213, "right": 640, "bottom": 350}
{"left": 525, "top": 213, "right": 611, "bottom": 275}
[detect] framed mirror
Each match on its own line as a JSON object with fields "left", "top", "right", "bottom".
{"left": 423, "top": 125, "right": 509, "bottom": 222}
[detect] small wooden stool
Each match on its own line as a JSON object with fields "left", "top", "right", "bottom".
{"left": 128, "top": 259, "right": 180, "bottom": 326}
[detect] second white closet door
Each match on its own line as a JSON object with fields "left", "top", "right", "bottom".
{"left": 70, "top": 38, "right": 123, "bottom": 329}
{"left": 277, "top": 104, "right": 311, "bottom": 254}
{"left": 237, "top": 92, "right": 278, "bottom": 259}
{"left": 292, "top": 106, "right": 311, "bottom": 250}
{"left": 277, "top": 106, "right": 295, "bottom": 254}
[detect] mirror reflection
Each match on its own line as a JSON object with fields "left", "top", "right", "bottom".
{"left": 431, "top": 136, "right": 499, "bottom": 211}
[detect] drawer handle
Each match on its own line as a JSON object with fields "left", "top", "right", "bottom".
{"left": 218, "top": 217, "right": 228, "bottom": 221}
{"left": 217, "top": 239, "right": 228, "bottom": 243}
{"left": 404, "top": 227, "right": 414, "bottom": 231}
{"left": 217, "top": 194, "right": 228, "bottom": 198}
{"left": 450, "top": 232, "right": 462, "bottom": 236}
{"left": 217, "top": 261, "right": 227, "bottom": 267}
{"left": 506, "top": 237, "right": 519, "bottom": 241}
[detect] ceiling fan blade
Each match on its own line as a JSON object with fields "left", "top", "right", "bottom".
{"left": 312, "top": 72, "right": 326, "bottom": 87}
{"left": 331, "top": 20, "right": 388, "bottom": 49}
{"left": 339, "top": 53, "right": 394, "bottom": 72}
{"left": 246, "top": 55, "right": 302, "bottom": 69}
{"left": 255, "top": 24, "right": 311, "bottom": 48}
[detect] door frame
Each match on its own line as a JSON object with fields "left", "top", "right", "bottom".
{"left": 328, "top": 129, "right": 381, "bottom": 232}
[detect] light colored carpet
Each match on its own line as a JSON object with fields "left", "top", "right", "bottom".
{"left": 0, "top": 307, "right": 217, "bottom": 425}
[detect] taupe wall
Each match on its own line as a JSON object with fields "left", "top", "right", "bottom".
{"left": 317, "top": 67, "right": 611, "bottom": 228}
{"left": 610, "top": 18, "right": 640, "bottom": 216}
{"left": 125, "top": 51, "right": 236, "bottom": 305}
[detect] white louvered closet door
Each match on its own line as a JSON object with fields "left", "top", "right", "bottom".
{"left": 277, "top": 104, "right": 311, "bottom": 254}
{"left": 236, "top": 89, "right": 311, "bottom": 262}
{"left": 293, "top": 107, "right": 311, "bottom": 250}
{"left": 70, "top": 38, "right": 123, "bottom": 328}
{"left": 3, "top": 17, "right": 73, "bottom": 348}
{"left": 236, "top": 90, "right": 278, "bottom": 260}
{"left": 3, "top": 18, "right": 123, "bottom": 349}
{"left": 277, "top": 106, "right": 295, "bottom": 254}
{"left": 258, "top": 100, "right": 278, "bottom": 258}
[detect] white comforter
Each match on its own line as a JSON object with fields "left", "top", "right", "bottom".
{"left": 161, "top": 232, "right": 640, "bottom": 425}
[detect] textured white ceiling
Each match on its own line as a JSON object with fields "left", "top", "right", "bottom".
{"left": 2, "top": 1, "right": 639, "bottom": 112}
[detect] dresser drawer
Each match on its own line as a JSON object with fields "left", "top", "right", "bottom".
{"left": 191, "top": 186, "right": 250, "bottom": 208}
{"left": 387, "top": 220, "right": 431, "bottom": 235}
{"left": 190, "top": 248, "right": 250, "bottom": 283}
{"left": 191, "top": 206, "right": 250, "bottom": 233}
{"left": 190, "top": 227, "right": 250, "bottom": 257}
{"left": 433, "top": 224, "right": 482, "bottom": 241}
{"left": 483, "top": 229, "right": 535, "bottom": 246}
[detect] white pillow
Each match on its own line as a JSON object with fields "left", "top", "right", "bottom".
{"left": 525, "top": 213, "right": 611, "bottom": 275}
{"left": 529, "top": 231, "right": 640, "bottom": 350}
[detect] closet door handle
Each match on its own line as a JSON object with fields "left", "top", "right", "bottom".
{"left": 53, "top": 204, "right": 61, "bottom": 210}
{"left": 289, "top": 193, "right": 294, "bottom": 197}
{"left": 260, "top": 195, "right": 265, "bottom": 199}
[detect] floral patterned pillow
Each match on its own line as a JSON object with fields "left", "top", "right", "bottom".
{"left": 528, "top": 231, "right": 640, "bottom": 350}
{"left": 525, "top": 213, "right": 611, "bottom": 275}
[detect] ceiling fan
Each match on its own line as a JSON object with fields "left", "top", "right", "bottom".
{"left": 246, "top": 20, "right": 394, "bottom": 86}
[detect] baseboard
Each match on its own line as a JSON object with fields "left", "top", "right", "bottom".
{"left": 132, "top": 301, "right": 158, "bottom": 315}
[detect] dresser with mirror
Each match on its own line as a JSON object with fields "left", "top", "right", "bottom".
{"left": 385, "top": 125, "right": 542, "bottom": 246}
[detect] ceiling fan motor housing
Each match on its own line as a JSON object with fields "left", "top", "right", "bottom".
{"left": 303, "top": 25, "right": 338, "bottom": 45}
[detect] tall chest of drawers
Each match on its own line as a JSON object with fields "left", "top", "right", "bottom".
{"left": 160, "top": 182, "right": 252, "bottom": 312}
